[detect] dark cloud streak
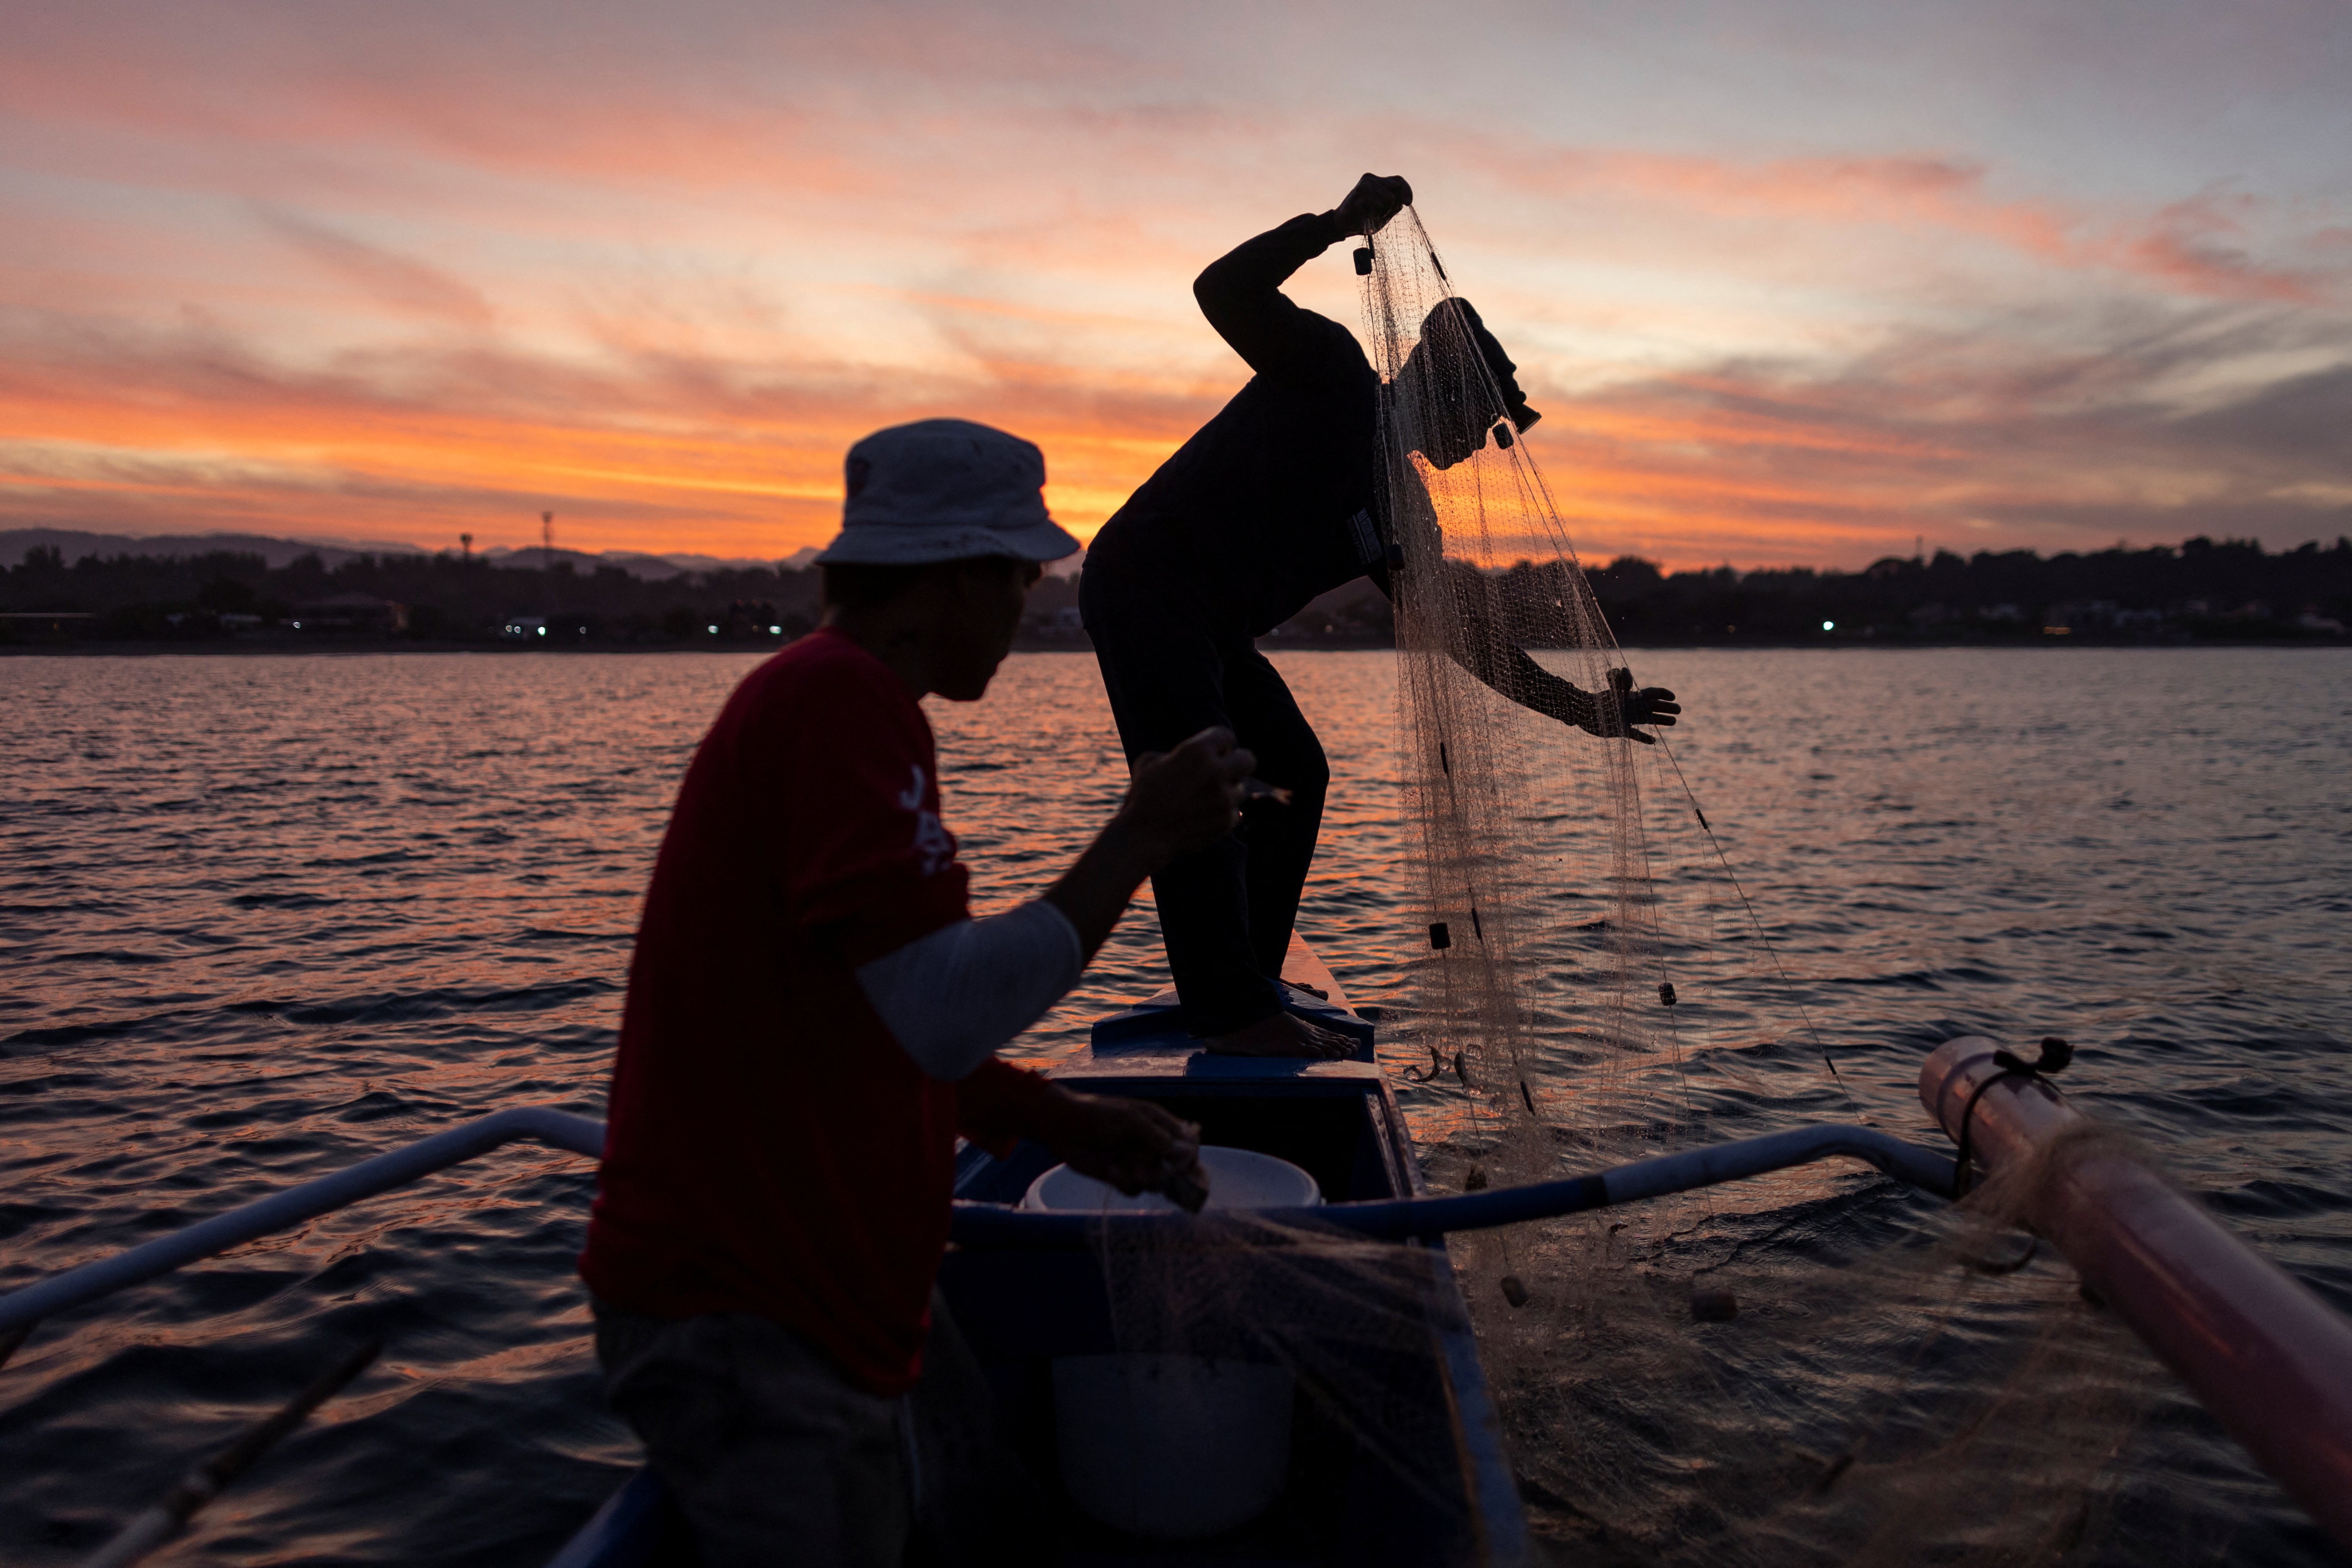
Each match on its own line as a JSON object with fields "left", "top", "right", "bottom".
{"left": 254, "top": 207, "right": 496, "bottom": 327}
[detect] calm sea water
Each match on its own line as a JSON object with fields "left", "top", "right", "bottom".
{"left": 2, "top": 647, "right": 2347, "bottom": 1564}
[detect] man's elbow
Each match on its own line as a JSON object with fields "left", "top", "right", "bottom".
{"left": 1192, "top": 267, "right": 1229, "bottom": 322}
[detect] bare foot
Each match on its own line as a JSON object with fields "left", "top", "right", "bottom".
{"left": 1206, "top": 1012, "right": 1357, "bottom": 1059}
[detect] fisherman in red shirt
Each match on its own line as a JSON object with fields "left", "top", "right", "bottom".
{"left": 580, "top": 418, "right": 1243, "bottom": 1565}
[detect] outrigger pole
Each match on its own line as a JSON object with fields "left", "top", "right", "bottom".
{"left": 1921, "top": 1037, "right": 2352, "bottom": 1552}
{"left": 79, "top": 1340, "right": 381, "bottom": 1568}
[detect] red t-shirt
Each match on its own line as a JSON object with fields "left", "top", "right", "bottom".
{"left": 579, "top": 626, "right": 1056, "bottom": 1395}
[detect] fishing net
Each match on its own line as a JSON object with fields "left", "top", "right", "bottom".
{"left": 1085, "top": 208, "right": 2164, "bottom": 1565}
{"left": 1362, "top": 209, "right": 1712, "bottom": 1178}
{"left": 1357, "top": 209, "right": 2164, "bottom": 1565}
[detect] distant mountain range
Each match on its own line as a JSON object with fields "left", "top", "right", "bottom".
{"left": 0, "top": 528, "right": 818, "bottom": 581}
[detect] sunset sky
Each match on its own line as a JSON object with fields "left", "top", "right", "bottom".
{"left": 3, "top": 0, "right": 2348, "bottom": 570}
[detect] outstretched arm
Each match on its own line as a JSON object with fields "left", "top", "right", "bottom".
{"left": 1370, "top": 501, "right": 1679, "bottom": 743}
{"left": 865, "top": 729, "right": 1262, "bottom": 1206}
{"left": 857, "top": 727, "right": 1256, "bottom": 1082}
{"left": 1194, "top": 174, "right": 1412, "bottom": 383}
{"left": 1460, "top": 643, "right": 1680, "bottom": 744}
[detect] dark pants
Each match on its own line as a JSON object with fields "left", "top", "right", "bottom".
{"left": 593, "top": 1293, "right": 1031, "bottom": 1568}
{"left": 1082, "top": 546, "right": 1330, "bottom": 1035}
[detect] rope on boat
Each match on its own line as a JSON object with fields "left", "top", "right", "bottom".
{"left": 1952, "top": 1036, "right": 2072, "bottom": 1198}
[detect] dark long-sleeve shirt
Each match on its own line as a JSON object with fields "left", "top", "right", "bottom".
{"left": 1093, "top": 211, "right": 1384, "bottom": 639}
{"left": 1091, "top": 214, "right": 1629, "bottom": 738}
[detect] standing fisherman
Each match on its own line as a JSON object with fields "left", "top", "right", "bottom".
{"left": 1082, "top": 177, "right": 1679, "bottom": 1057}
{"left": 582, "top": 419, "right": 1245, "bottom": 1565}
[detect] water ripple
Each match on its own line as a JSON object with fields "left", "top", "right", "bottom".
{"left": 0, "top": 647, "right": 2344, "bottom": 1564}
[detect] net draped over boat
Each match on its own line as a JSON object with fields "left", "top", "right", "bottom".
{"left": 1096, "top": 209, "right": 2163, "bottom": 1566}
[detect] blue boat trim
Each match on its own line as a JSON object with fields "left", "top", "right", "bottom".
{"left": 539, "top": 1468, "right": 666, "bottom": 1568}
{"left": 1090, "top": 980, "right": 1377, "bottom": 1060}
{"left": 947, "top": 1123, "right": 1951, "bottom": 1246}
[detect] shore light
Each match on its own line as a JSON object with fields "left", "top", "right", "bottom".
{"left": 1821, "top": 620, "right": 1835, "bottom": 632}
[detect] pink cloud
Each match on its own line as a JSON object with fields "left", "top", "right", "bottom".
{"left": 1484, "top": 143, "right": 2333, "bottom": 305}
{"left": 255, "top": 208, "right": 496, "bottom": 326}
{"left": 2, "top": 3, "right": 2346, "bottom": 571}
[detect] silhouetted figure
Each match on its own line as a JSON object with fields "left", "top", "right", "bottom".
{"left": 1081, "top": 175, "right": 1677, "bottom": 1058}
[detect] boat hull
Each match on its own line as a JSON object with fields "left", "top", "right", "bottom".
{"left": 552, "top": 945, "right": 1530, "bottom": 1565}
{"left": 941, "top": 1055, "right": 1528, "bottom": 1564}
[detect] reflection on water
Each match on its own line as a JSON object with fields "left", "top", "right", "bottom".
{"left": 1, "top": 647, "right": 2347, "bottom": 1563}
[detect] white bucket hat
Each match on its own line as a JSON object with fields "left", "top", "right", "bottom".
{"left": 813, "top": 418, "right": 1081, "bottom": 565}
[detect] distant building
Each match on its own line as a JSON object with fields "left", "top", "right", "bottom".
{"left": 0, "top": 611, "right": 94, "bottom": 642}
{"left": 292, "top": 593, "right": 408, "bottom": 633}
{"left": 2042, "top": 599, "right": 2119, "bottom": 634}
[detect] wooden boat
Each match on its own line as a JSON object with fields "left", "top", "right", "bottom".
{"left": 553, "top": 935, "right": 1531, "bottom": 1565}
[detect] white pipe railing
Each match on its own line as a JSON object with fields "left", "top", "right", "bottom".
{"left": 0, "top": 1106, "right": 604, "bottom": 1338}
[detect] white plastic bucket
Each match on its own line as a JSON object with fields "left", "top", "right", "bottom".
{"left": 1019, "top": 1144, "right": 1323, "bottom": 1214}
{"left": 1023, "top": 1145, "right": 1317, "bottom": 1538}
{"left": 1050, "top": 1354, "right": 1294, "bottom": 1539}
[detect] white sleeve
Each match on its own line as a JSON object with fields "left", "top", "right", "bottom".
{"left": 854, "top": 899, "right": 1085, "bottom": 1081}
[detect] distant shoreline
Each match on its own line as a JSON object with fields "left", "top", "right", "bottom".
{"left": 6, "top": 636, "right": 2345, "bottom": 659}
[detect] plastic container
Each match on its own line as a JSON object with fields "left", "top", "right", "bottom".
{"left": 1023, "top": 1145, "right": 1318, "bottom": 1538}
{"left": 1019, "top": 1145, "right": 1323, "bottom": 1214}
{"left": 1050, "top": 1355, "right": 1294, "bottom": 1538}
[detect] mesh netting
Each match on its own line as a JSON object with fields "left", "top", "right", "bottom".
{"left": 1089, "top": 208, "right": 2160, "bottom": 1565}
{"left": 1360, "top": 208, "right": 2157, "bottom": 1564}
{"left": 1364, "top": 207, "right": 1705, "bottom": 1171}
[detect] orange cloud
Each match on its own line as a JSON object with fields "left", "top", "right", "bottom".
{"left": 256, "top": 208, "right": 497, "bottom": 327}
{"left": 0, "top": 301, "right": 1237, "bottom": 555}
{"left": 10, "top": 289, "right": 2348, "bottom": 574}
{"left": 3, "top": 7, "right": 2347, "bottom": 569}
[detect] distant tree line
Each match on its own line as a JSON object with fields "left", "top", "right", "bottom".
{"left": 1263, "top": 534, "right": 2352, "bottom": 647}
{"left": 0, "top": 545, "right": 1085, "bottom": 648}
{"left": 4, "top": 534, "right": 2346, "bottom": 649}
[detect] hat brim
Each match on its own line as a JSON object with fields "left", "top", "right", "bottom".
{"left": 812, "top": 518, "right": 1082, "bottom": 567}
